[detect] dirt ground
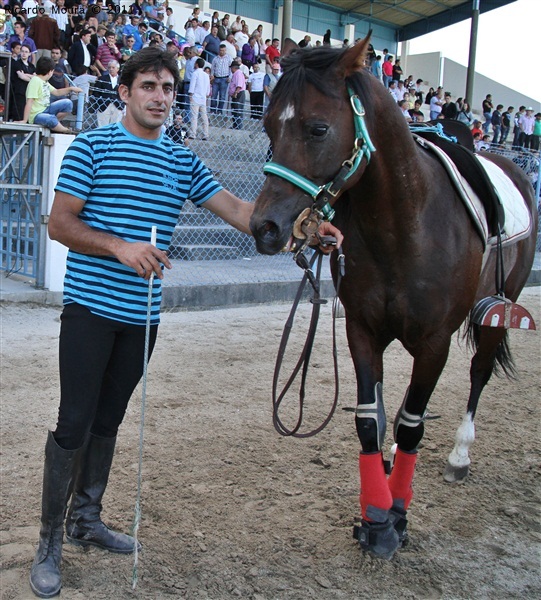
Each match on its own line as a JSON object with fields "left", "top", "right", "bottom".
{"left": 1, "top": 287, "right": 540, "bottom": 600}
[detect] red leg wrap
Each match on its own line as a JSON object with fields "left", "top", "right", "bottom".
{"left": 359, "top": 452, "right": 392, "bottom": 522}
{"left": 387, "top": 448, "right": 417, "bottom": 510}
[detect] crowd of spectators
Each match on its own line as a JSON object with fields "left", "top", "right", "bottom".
{"left": 365, "top": 49, "right": 540, "bottom": 153}
{"left": 1, "top": 2, "right": 539, "bottom": 151}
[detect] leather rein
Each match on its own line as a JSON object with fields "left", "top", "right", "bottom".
{"left": 264, "top": 87, "right": 376, "bottom": 438}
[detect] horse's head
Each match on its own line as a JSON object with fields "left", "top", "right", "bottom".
{"left": 250, "top": 36, "right": 376, "bottom": 255}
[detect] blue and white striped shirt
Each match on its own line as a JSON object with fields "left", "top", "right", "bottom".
{"left": 55, "top": 122, "right": 222, "bottom": 325}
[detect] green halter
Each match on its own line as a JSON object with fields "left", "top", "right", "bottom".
{"left": 263, "top": 87, "right": 376, "bottom": 221}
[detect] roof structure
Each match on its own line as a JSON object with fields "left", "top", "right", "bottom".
{"left": 301, "top": 0, "right": 516, "bottom": 41}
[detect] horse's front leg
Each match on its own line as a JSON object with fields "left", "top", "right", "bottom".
{"left": 346, "top": 321, "right": 399, "bottom": 559}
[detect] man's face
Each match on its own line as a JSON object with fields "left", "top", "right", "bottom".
{"left": 106, "top": 35, "right": 115, "bottom": 46}
{"left": 253, "top": 64, "right": 259, "bottom": 72}
{"left": 51, "top": 48, "right": 61, "bottom": 61}
{"left": 20, "top": 46, "right": 30, "bottom": 60}
{"left": 109, "top": 63, "right": 119, "bottom": 77}
{"left": 119, "top": 69, "right": 175, "bottom": 136}
{"left": 191, "top": 19, "right": 198, "bottom": 29}
{"left": 126, "top": 37, "right": 135, "bottom": 46}
{"left": 272, "top": 40, "right": 279, "bottom": 48}
{"left": 82, "top": 33, "right": 91, "bottom": 44}
{"left": 212, "top": 27, "right": 218, "bottom": 36}
{"left": 218, "top": 46, "right": 226, "bottom": 56}
{"left": 14, "top": 23, "right": 24, "bottom": 36}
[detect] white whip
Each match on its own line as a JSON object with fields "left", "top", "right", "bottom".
{"left": 132, "top": 225, "right": 157, "bottom": 589}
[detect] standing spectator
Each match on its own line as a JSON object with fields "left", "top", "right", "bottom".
{"left": 500, "top": 106, "right": 514, "bottom": 146}
{"left": 382, "top": 55, "right": 393, "bottom": 88}
{"left": 68, "top": 29, "right": 97, "bottom": 75}
{"left": 9, "top": 44, "right": 36, "bottom": 121}
{"left": 217, "top": 15, "right": 229, "bottom": 41}
{"left": 7, "top": 21, "right": 37, "bottom": 60}
{"left": 323, "top": 29, "right": 331, "bottom": 45}
{"left": 50, "top": 0, "right": 69, "bottom": 48}
{"left": 196, "top": 21, "right": 210, "bottom": 46}
{"left": 247, "top": 63, "right": 265, "bottom": 119}
{"left": 413, "top": 78, "right": 424, "bottom": 104}
{"left": 265, "top": 38, "right": 280, "bottom": 74}
{"left": 512, "top": 106, "right": 526, "bottom": 149}
{"left": 235, "top": 24, "right": 249, "bottom": 54}
{"left": 16, "top": 55, "right": 82, "bottom": 133}
{"left": 202, "top": 25, "right": 221, "bottom": 62}
{"left": 94, "top": 30, "right": 121, "bottom": 74}
{"left": 210, "top": 44, "right": 231, "bottom": 114}
{"left": 471, "top": 119, "right": 483, "bottom": 138}
{"left": 230, "top": 15, "right": 242, "bottom": 34}
{"left": 531, "top": 113, "right": 541, "bottom": 152}
{"left": 481, "top": 94, "right": 493, "bottom": 134}
{"left": 122, "top": 14, "right": 140, "bottom": 48}
{"left": 92, "top": 60, "right": 122, "bottom": 127}
{"left": 184, "top": 18, "right": 199, "bottom": 46}
{"left": 188, "top": 57, "right": 210, "bottom": 140}
{"left": 392, "top": 58, "right": 403, "bottom": 82}
{"left": 28, "top": 6, "right": 60, "bottom": 61}
{"left": 228, "top": 61, "right": 245, "bottom": 129}
{"left": 166, "top": 110, "right": 188, "bottom": 145}
{"left": 241, "top": 36, "right": 257, "bottom": 70}
{"left": 165, "top": 7, "right": 176, "bottom": 35}
{"left": 429, "top": 88, "right": 444, "bottom": 120}
{"left": 491, "top": 104, "right": 503, "bottom": 144}
{"left": 223, "top": 33, "right": 238, "bottom": 60}
{"left": 424, "top": 86, "right": 435, "bottom": 106}
{"left": 441, "top": 92, "right": 457, "bottom": 119}
{"left": 263, "top": 63, "right": 280, "bottom": 107}
{"left": 370, "top": 54, "right": 382, "bottom": 82}
{"left": 518, "top": 107, "right": 535, "bottom": 149}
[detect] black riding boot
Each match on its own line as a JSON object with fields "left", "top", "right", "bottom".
{"left": 65, "top": 433, "right": 140, "bottom": 554}
{"left": 30, "top": 431, "right": 82, "bottom": 598}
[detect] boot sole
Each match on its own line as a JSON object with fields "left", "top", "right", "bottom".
{"left": 66, "top": 535, "right": 140, "bottom": 554}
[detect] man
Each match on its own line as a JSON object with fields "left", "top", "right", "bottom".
{"left": 28, "top": 47, "right": 341, "bottom": 599}
{"left": 518, "top": 107, "right": 535, "bottom": 149}
{"left": 120, "top": 35, "right": 136, "bottom": 63}
{"left": 263, "top": 63, "right": 280, "bottom": 106}
{"left": 202, "top": 24, "right": 220, "bottom": 61}
{"left": 388, "top": 80, "right": 400, "bottom": 103}
{"left": 92, "top": 59, "right": 122, "bottom": 127}
{"left": 247, "top": 62, "right": 265, "bottom": 119}
{"left": 298, "top": 35, "right": 311, "bottom": 48}
{"left": 482, "top": 94, "right": 493, "bottom": 134}
{"left": 491, "top": 103, "right": 503, "bottom": 144}
{"left": 49, "top": 45, "right": 71, "bottom": 91}
{"left": 122, "top": 14, "right": 139, "bottom": 47}
{"left": 210, "top": 43, "right": 231, "bottom": 113}
{"left": 50, "top": 0, "right": 69, "bottom": 47}
{"left": 16, "top": 55, "right": 82, "bottom": 133}
{"left": 265, "top": 37, "right": 280, "bottom": 74}
{"left": 67, "top": 28, "right": 97, "bottom": 75}
{"left": 382, "top": 55, "right": 393, "bottom": 88}
{"left": 512, "top": 106, "right": 526, "bottom": 149}
{"left": 184, "top": 17, "right": 199, "bottom": 46}
{"left": 165, "top": 7, "right": 176, "bottom": 34}
{"left": 223, "top": 33, "right": 238, "bottom": 60}
{"left": 7, "top": 21, "right": 37, "bottom": 59}
{"left": 234, "top": 23, "right": 249, "bottom": 52}
{"left": 28, "top": 5, "right": 60, "bottom": 61}
{"left": 188, "top": 57, "right": 210, "bottom": 140}
{"left": 429, "top": 88, "right": 444, "bottom": 120}
{"left": 228, "top": 61, "right": 246, "bottom": 129}
{"left": 241, "top": 36, "right": 257, "bottom": 70}
{"left": 441, "top": 92, "right": 457, "bottom": 119}
{"left": 196, "top": 20, "right": 210, "bottom": 45}
{"left": 500, "top": 106, "right": 514, "bottom": 146}
{"left": 94, "top": 29, "right": 121, "bottom": 73}
{"left": 370, "top": 54, "right": 382, "bottom": 82}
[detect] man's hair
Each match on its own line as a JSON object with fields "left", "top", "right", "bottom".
{"left": 15, "top": 21, "right": 27, "bottom": 30}
{"left": 105, "top": 30, "right": 115, "bottom": 38}
{"left": 81, "top": 28, "right": 92, "bottom": 36}
{"left": 20, "top": 43, "right": 33, "bottom": 52}
{"left": 120, "top": 46, "right": 180, "bottom": 90}
{"left": 195, "top": 58, "right": 205, "bottom": 69}
{"left": 36, "top": 56, "right": 56, "bottom": 75}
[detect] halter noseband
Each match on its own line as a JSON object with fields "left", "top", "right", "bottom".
{"left": 263, "top": 86, "right": 376, "bottom": 223}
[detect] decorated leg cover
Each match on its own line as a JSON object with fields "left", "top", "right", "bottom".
{"left": 387, "top": 448, "right": 417, "bottom": 510}
{"left": 359, "top": 451, "right": 393, "bottom": 522}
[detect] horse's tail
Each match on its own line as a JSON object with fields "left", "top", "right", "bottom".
{"left": 464, "top": 318, "right": 517, "bottom": 379}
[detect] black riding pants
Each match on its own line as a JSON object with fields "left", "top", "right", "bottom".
{"left": 54, "top": 303, "right": 158, "bottom": 450}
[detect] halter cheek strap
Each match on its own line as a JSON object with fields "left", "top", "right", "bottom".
{"left": 263, "top": 87, "right": 376, "bottom": 222}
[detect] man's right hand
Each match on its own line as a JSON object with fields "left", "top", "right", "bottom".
{"left": 115, "top": 241, "right": 172, "bottom": 280}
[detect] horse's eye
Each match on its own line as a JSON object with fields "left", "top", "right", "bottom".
{"left": 311, "top": 125, "right": 328, "bottom": 137}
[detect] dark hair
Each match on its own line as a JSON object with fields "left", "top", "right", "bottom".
{"left": 36, "top": 56, "right": 56, "bottom": 75}
{"left": 195, "top": 57, "right": 205, "bottom": 68}
{"left": 119, "top": 46, "right": 180, "bottom": 90}
{"left": 20, "top": 43, "right": 32, "bottom": 52}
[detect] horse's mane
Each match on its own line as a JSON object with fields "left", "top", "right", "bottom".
{"left": 268, "top": 46, "right": 349, "bottom": 116}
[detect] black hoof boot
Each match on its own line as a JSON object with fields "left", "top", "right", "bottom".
{"left": 353, "top": 518, "right": 400, "bottom": 560}
{"left": 389, "top": 505, "right": 409, "bottom": 547}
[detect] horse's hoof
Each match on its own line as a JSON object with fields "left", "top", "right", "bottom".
{"left": 353, "top": 519, "right": 400, "bottom": 560}
{"left": 389, "top": 506, "right": 409, "bottom": 547}
{"left": 443, "top": 461, "right": 470, "bottom": 483}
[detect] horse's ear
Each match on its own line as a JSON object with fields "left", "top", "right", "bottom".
{"left": 338, "top": 31, "right": 372, "bottom": 77}
{"left": 282, "top": 38, "right": 299, "bottom": 58}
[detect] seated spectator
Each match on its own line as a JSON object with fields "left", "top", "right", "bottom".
{"left": 388, "top": 80, "right": 400, "bottom": 103}
{"left": 16, "top": 56, "right": 82, "bottom": 133}
{"left": 49, "top": 46, "right": 71, "bottom": 92}
{"left": 456, "top": 101, "right": 473, "bottom": 126}
{"left": 166, "top": 110, "right": 188, "bottom": 145}
{"left": 471, "top": 119, "right": 483, "bottom": 138}
{"left": 121, "top": 36, "right": 137, "bottom": 63}
{"left": 398, "top": 99, "right": 412, "bottom": 122}
{"left": 408, "top": 100, "right": 425, "bottom": 123}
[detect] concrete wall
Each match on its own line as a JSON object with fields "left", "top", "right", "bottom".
{"left": 405, "top": 52, "right": 540, "bottom": 115}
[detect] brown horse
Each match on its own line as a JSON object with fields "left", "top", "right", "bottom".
{"left": 249, "top": 37, "right": 538, "bottom": 559}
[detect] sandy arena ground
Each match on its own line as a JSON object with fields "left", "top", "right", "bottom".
{"left": 1, "top": 287, "right": 539, "bottom": 599}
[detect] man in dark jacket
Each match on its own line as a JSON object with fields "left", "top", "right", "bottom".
{"left": 28, "top": 6, "right": 60, "bottom": 61}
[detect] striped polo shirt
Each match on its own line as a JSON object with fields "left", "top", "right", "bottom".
{"left": 55, "top": 122, "right": 222, "bottom": 325}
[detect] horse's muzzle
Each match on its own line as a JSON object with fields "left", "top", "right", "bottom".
{"left": 250, "top": 217, "right": 288, "bottom": 255}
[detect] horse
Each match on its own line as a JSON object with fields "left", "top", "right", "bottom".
{"left": 249, "top": 36, "right": 538, "bottom": 559}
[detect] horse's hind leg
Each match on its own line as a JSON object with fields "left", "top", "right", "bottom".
{"left": 444, "top": 326, "right": 510, "bottom": 483}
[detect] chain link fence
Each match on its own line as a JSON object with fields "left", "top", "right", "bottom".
{"left": 70, "top": 90, "right": 541, "bottom": 288}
